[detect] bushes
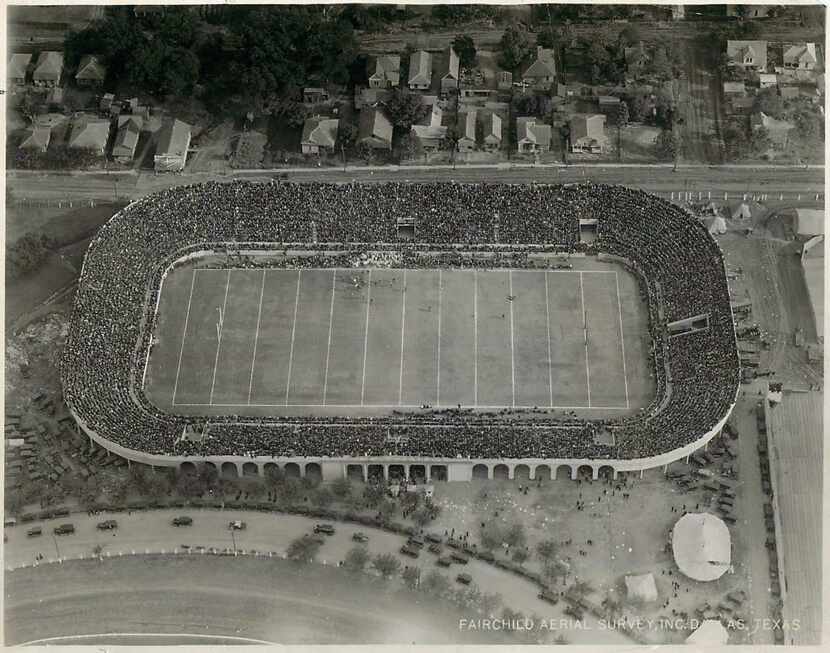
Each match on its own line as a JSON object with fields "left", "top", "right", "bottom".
{"left": 6, "top": 232, "right": 56, "bottom": 280}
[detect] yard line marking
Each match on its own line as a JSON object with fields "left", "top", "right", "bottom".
{"left": 175, "top": 402, "right": 628, "bottom": 410}
{"left": 436, "top": 270, "right": 443, "bottom": 407}
{"left": 473, "top": 269, "right": 478, "bottom": 407}
{"left": 398, "top": 270, "right": 407, "bottom": 406}
{"left": 208, "top": 269, "right": 232, "bottom": 406}
{"left": 322, "top": 269, "right": 337, "bottom": 405}
{"left": 615, "top": 271, "right": 631, "bottom": 409}
{"left": 171, "top": 269, "right": 198, "bottom": 407}
{"left": 509, "top": 269, "right": 516, "bottom": 408}
{"left": 544, "top": 271, "right": 554, "bottom": 409}
{"left": 246, "top": 269, "right": 267, "bottom": 405}
{"left": 284, "top": 270, "right": 302, "bottom": 405}
{"left": 579, "top": 271, "right": 592, "bottom": 408}
{"left": 360, "top": 269, "right": 372, "bottom": 406}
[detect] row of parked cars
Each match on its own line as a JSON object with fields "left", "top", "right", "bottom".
{"left": 399, "top": 533, "right": 472, "bottom": 584}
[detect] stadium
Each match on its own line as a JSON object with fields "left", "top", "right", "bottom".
{"left": 61, "top": 181, "right": 740, "bottom": 483}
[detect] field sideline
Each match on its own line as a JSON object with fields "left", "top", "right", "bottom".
{"left": 145, "top": 260, "right": 653, "bottom": 419}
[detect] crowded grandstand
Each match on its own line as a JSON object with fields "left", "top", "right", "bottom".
{"left": 61, "top": 182, "right": 739, "bottom": 462}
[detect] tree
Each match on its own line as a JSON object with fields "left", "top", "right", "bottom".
{"left": 498, "top": 25, "right": 534, "bottom": 71}
{"left": 536, "top": 26, "right": 557, "bottom": 49}
{"left": 377, "top": 498, "right": 396, "bottom": 523}
{"left": 277, "top": 477, "right": 302, "bottom": 505}
{"left": 536, "top": 539, "right": 559, "bottom": 564}
{"left": 421, "top": 570, "right": 451, "bottom": 596}
{"left": 587, "top": 42, "right": 610, "bottom": 69}
{"left": 372, "top": 552, "right": 401, "bottom": 579}
{"left": 399, "top": 491, "right": 420, "bottom": 513}
{"left": 286, "top": 535, "right": 321, "bottom": 562}
{"left": 264, "top": 465, "right": 285, "bottom": 490}
{"left": 6, "top": 232, "right": 56, "bottom": 280}
{"left": 5, "top": 490, "right": 23, "bottom": 516}
{"left": 544, "top": 559, "right": 570, "bottom": 584}
{"left": 749, "top": 126, "right": 772, "bottom": 155}
{"left": 617, "top": 101, "right": 630, "bottom": 129}
{"left": 753, "top": 88, "right": 785, "bottom": 119}
{"left": 618, "top": 24, "right": 642, "bottom": 47}
{"left": 503, "top": 523, "right": 526, "bottom": 549}
{"left": 654, "top": 128, "right": 680, "bottom": 163}
{"left": 411, "top": 506, "right": 433, "bottom": 527}
{"left": 335, "top": 122, "right": 359, "bottom": 152}
{"left": 383, "top": 87, "right": 429, "bottom": 130}
{"left": 480, "top": 521, "right": 505, "bottom": 551}
{"left": 453, "top": 35, "right": 477, "bottom": 69}
{"left": 363, "top": 482, "right": 386, "bottom": 508}
{"left": 312, "top": 486, "right": 334, "bottom": 508}
{"left": 402, "top": 565, "right": 421, "bottom": 589}
{"left": 568, "top": 579, "right": 594, "bottom": 599}
{"left": 511, "top": 548, "right": 529, "bottom": 564}
{"left": 792, "top": 105, "right": 821, "bottom": 140}
{"left": 343, "top": 544, "right": 370, "bottom": 572}
{"left": 329, "top": 477, "right": 352, "bottom": 500}
{"left": 480, "top": 592, "right": 502, "bottom": 617}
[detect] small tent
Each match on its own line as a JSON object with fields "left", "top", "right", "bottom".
{"left": 732, "top": 203, "right": 752, "bottom": 219}
{"left": 685, "top": 619, "right": 729, "bottom": 645}
{"left": 624, "top": 573, "right": 658, "bottom": 603}
{"left": 708, "top": 216, "right": 728, "bottom": 235}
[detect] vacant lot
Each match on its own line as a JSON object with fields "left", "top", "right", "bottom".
{"left": 146, "top": 259, "right": 653, "bottom": 418}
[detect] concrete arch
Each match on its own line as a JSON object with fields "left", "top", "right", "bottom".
{"left": 221, "top": 462, "right": 238, "bottom": 479}
{"left": 409, "top": 464, "right": 426, "bottom": 483}
{"left": 388, "top": 464, "right": 406, "bottom": 480}
{"left": 493, "top": 464, "right": 510, "bottom": 480}
{"left": 305, "top": 462, "right": 322, "bottom": 483}
{"left": 577, "top": 464, "right": 594, "bottom": 480}
{"left": 346, "top": 464, "right": 365, "bottom": 482}
{"left": 514, "top": 464, "right": 531, "bottom": 480}
{"left": 284, "top": 462, "right": 301, "bottom": 479}
{"left": 180, "top": 461, "right": 197, "bottom": 475}
{"left": 204, "top": 461, "right": 217, "bottom": 472}
{"left": 263, "top": 462, "right": 280, "bottom": 476}
{"left": 598, "top": 465, "right": 616, "bottom": 480}
{"left": 534, "top": 464, "right": 551, "bottom": 481}
{"left": 367, "top": 464, "right": 385, "bottom": 481}
{"left": 430, "top": 464, "right": 447, "bottom": 482}
{"left": 242, "top": 462, "right": 259, "bottom": 477}
{"left": 554, "top": 464, "right": 572, "bottom": 480}
{"left": 472, "top": 464, "right": 489, "bottom": 480}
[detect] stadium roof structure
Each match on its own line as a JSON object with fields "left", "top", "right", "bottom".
{"left": 62, "top": 182, "right": 739, "bottom": 465}
{"left": 672, "top": 512, "right": 731, "bottom": 581}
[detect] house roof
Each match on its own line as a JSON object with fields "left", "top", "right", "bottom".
{"left": 411, "top": 123, "right": 447, "bottom": 141}
{"left": 516, "top": 117, "right": 551, "bottom": 145}
{"left": 156, "top": 119, "right": 191, "bottom": 158}
{"left": 358, "top": 87, "right": 390, "bottom": 107}
{"left": 483, "top": 113, "right": 502, "bottom": 141}
{"left": 726, "top": 40, "right": 768, "bottom": 69}
{"left": 370, "top": 55, "right": 400, "bottom": 86}
{"left": 19, "top": 125, "right": 51, "bottom": 150}
{"left": 408, "top": 50, "right": 432, "bottom": 86}
{"left": 112, "top": 117, "right": 141, "bottom": 157}
{"left": 524, "top": 46, "right": 556, "bottom": 78}
{"left": 76, "top": 54, "right": 106, "bottom": 81}
{"left": 459, "top": 110, "right": 476, "bottom": 141}
{"left": 598, "top": 95, "right": 620, "bottom": 105}
{"left": 496, "top": 70, "right": 513, "bottom": 85}
{"left": 8, "top": 53, "right": 32, "bottom": 79}
{"left": 569, "top": 113, "right": 607, "bottom": 145}
{"left": 759, "top": 73, "right": 777, "bottom": 84}
{"left": 440, "top": 47, "right": 460, "bottom": 80}
{"left": 358, "top": 107, "right": 393, "bottom": 144}
{"left": 723, "top": 81, "right": 746, "bottom": 94}
{"left": 301, "top": 116, "right": 339, "bottom": 148}
{"left": 751, "top": 111, "right": 794, "bottom": 135}
{"left": 784, "top": 43, "right": 817, "bottom": 65}
{"left": 33, "top": 51, "right": 63, "bottom": 80}
{"left": 416, "top": 99, "right": 443, "bottom": 127}
{"left": 68, "top": 117, "right": 110, "bottom": 151}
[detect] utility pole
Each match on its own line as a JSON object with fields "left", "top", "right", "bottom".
{"left": 52, "top": 535, "right": 61, "bottom": 559}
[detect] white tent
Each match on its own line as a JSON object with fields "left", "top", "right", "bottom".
{"left": 732, "top": 202, "right": 751, "bottom": 219}
{"left": 795, "top": 209, "right": 825, "bottom": 236}
{"left": 708, "top": 216, "right": 728, "bottom": 235}
{"left": 686, "top": 619, "right": 729, "bottom": 645}
{"left": 672, "top": 512, "right": 732, "bottom": 581}
{"left": 624, "top": 573, "right": 658, "bottom": 603}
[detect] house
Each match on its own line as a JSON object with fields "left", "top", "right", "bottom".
{"left": 496, "top": 71, "right": 513, "bottom": 91}
{"left": 751, "top": 111, "right": 794, "bottom": 149}
{"left": 368, "top": 55, "right": 400, "bottom": 89}
{"left": 557, "top": 81, "right": 586, "bottom": 98}
{"left": 516, "top": 116, "right": 552, "bottom": 153}
{"left": 759, "top": 73, "right": 778, "bottom": 88}
{"left": 75, "top": 55, "right": 106, "bottom": 87}
{"left": 68, "top": 117, "right": 111, "bottom": 155}
{"left": 410, "top": 123, "right": 447, "bottom": 151}
{"left": 356, "top": 87, "right": 390, "bottom": 109}
{"left": 112, "top": 116, "right": 142, "bottom": 162}
{"left": 438, "top": 47, "right": 460, "bottom": 94}
{"left": 783, "top": 43, "right": 817, "bottom": 70}
{"left": 357, "top": 107, "right": 393, "bottom": 150}
{"left": 300, "top": 116, "right": 339, "bottom": 154}
{"left": 33, "top": 51, "right": 63, "bottom": 87}
{"left": 569, "top": 114, "right": 608, "bottom": 153}
{"left": 457, "top": 110, "right": 477, "bottom": 152}
{"left": 154, "top": 118, "right": 192, "bottom": 172}
{"left": 723, "top": 81, "right": 747, "bottom": 95}
{"left": 302, "top": 87, "right": 329, "bottom": 104}
{"left": 779, "top": 86, "right": 800, "bottom": 101}
{"left": 418, "top": 96, "right": 444, "bottom": 127}
{"left": 8, "top": 53, "right": 32, "bottom": 85}
{"left": 19, "top": 126, "right": 51, "bottom": 152}
{"left": 481, "top": 113, "right": 502, "bottom": 150}
{"left": 726, "top": 40, "right": 768, "bottom": 70}
{"left": 597, "top": 95, "right": 621, "bottom": 119}
{"left": 523, "top": 46, "right": 556, "bottom": 91}
{"left": 408, "top": 50, "right": 432, "bottom": 91}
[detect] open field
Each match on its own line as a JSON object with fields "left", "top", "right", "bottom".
{"left": 145, "top": 259, "right": 653, "bottom": 418}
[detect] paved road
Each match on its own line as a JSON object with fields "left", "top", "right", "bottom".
{"left": 5, "top": 507, "right": 631, "bottom": 645}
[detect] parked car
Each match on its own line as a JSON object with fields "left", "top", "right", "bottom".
{"left": 450, "top": 551, "right": 469, "bottom": 564}
{"left": 313, "top": 523, "right": 335, "bottom": 535}
{"left": 53, "top": 508, "right": 70, "bottom": 518}
{"left": 228, "top": 520, "right": 246, "bottom": 530}
{"left": 428, "top": 543, "right": 442, "bottom": 554}
{"left": 539, "top": 589, "right": 560, "bottom": 605}
{"left": 26, "top": 526, "right": 42, "bottom": 538}
{"left": 425, "top": 533, "right": 442, "bottom": 544}
{"left": 4, "top": 518, "right": 17, "bottom": 528}
{"left": 456, "top": 572, "right": 472, "bottom": 585}
{"left": 407, "top": 535, "right": 425, "bottom": 548}
{"left": 351, "top": 532, "right": 369, "bottom": 543}
{"left": 53, "top": 523, "right": 75, "bottom": 535}
{"left": 172, "top": 516, "right": 193, "bottom": 527}
{"left": 97, "top": 519, "right": 118, "bottom": 530}
{"left": 437, "top": 555, "right": 453, "bottom": 567}
{"left": 400, "top": 543, "right": 420, "bottom": 558}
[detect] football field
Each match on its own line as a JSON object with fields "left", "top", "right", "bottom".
{"left": 145, "top": 262, "right": 653, "bottom": 418}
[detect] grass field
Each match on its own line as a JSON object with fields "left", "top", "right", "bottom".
{"left": 145, "top": 259, "right": 653, "bottom": 418}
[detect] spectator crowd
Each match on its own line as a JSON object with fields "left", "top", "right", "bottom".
{"left": 61, "top": 181, "right": 740, "bottom": 462}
